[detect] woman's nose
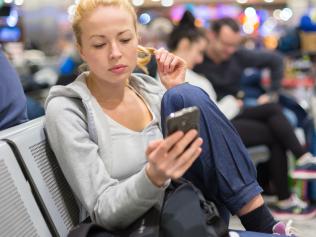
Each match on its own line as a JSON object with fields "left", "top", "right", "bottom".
{"left": 109, "top": 43, "right": 122, "bottom": 59}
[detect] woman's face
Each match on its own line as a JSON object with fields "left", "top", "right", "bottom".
{"left": 78, "top": 5, "right": 138, "bottom": 85}
{"left": 182, "top": 37, "right": 207, "bottom": 70}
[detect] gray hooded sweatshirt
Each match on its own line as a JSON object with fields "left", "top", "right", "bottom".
{"left": 45, "top": 72, "right": 168, "bottom": 230}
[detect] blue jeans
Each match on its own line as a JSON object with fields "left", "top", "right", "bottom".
{"left": 161, "top": 84, "right": 263, "bottom": 223}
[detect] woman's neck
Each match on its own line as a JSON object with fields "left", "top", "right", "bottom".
{"left": 86, "top": 73, "right": 128, "bottom": 108}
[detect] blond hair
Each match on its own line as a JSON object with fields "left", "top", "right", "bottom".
{"left": 72, "top": 0, "right": 137, "bottom": 46}
{"left": 72, "top": 0, "right": 153, "bottom": 74}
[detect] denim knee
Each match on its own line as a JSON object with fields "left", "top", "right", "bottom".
{"left": 162, "top": 83, "right": 217, "bottom": 111}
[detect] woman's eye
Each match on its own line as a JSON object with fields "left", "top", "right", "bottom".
{"left": 94, "top": 44, "right": 105, "bottom": 48}
{"left": 121, "top": 39, "right": 131, "bottom": 44}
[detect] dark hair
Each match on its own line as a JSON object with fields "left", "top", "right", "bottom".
{"left": 211, "top": 17, "right": 240, "bottom": 34}
{"left": 167, "top": 10, "right": 206, "bottom": 51}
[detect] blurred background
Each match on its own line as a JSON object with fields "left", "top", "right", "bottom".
{"left": 2, "top": 0, "right": 316, "bottom": 234}
{"left": 2, "top": 0, "right": 316, "bottom": 93}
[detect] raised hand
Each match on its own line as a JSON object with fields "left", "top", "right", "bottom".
{"left": 155, "top": 48, "right": 187, "bottom": 89}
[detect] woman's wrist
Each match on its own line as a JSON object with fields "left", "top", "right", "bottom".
{"left": 145, "top": 164, "right": 168, "bottom": 188}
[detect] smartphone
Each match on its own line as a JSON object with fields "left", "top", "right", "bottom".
{"left": 165, "top": 106, "right": 200, "bottom": 137}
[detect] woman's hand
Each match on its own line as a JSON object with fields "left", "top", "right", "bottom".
{"left": 155, "top": 48, "right": 187, "bottom": 89}
{"left": 145, "top": 130, "right": 203, "bottom": 187}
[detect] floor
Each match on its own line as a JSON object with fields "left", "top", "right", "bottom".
{"left": 229, "top": 215, "right": 316, "bottom": 237}
{"left": 229, "top": 195, "right": 316, "bottom": 237}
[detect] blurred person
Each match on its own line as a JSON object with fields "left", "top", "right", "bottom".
{"left": 168, "top": 11, "right": 316, "bottom": 220}
{"left": 56, "top": 32, "right": 83, "bottom": 86}
{"left": 194, "top": 17, "right": 316, "bottom": 177}
{"left": 45, "top": 0, "right": 295, "bottom": 235}
{"left": 0, "top": 46, "right": 28, "bottom": 130}
{"left": 194, "top": 17, "right": 283, "bottom": 102}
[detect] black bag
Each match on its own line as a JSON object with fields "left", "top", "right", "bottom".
{"left": 160, "top": 179, "right": 228, "bottom": 237}
{"left": 68, "top": 179, "right": 228, "bottom": 237}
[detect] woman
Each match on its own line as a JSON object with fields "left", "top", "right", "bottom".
{"left": 45, "top": 0, "right": 293, "bottom": 235}
{"left": 167, "top": 11, "right": 316, "bottom": 220}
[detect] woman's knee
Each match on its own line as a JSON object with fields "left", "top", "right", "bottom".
{"left": 162, "top": 83, "right": 213, "bottom": 109}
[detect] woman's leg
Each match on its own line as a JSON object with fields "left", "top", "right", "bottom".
{"left": 232, "top": 118, "right": 291, "bottom": 200}
{"left": 161, "top": 84, "right": 276, "bottom": 232}
{"left": 233, "top": 105, "right": 316, "bottom": 220}
{"left": 268, "top": 145, "right": 290, "bottom": 200}
{"left": 236, "top": 103, "right": 306, "bottom": 158}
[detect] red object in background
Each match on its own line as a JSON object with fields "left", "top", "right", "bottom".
{"left": 281, "top": 76, "right": 314, "bottom": 89}
{"left": 262, "top": 76, "right": 315, "bottom": 89}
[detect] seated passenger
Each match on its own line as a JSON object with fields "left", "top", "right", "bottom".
{"left": 45, "top": 0, "right": 296, "bottom": 235}
{"left": 167, "top": 10, "right": 316, "bottom": 220}
{"left": 0, "top": 47, "right": 28, "bottom": 130}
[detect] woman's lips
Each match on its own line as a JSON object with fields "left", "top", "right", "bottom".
{"left": 109, "top": 65, "right": 127, "bottom": 74}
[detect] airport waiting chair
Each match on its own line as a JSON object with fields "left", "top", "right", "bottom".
{"left": 247, "top": 145, "right": 270, "bottom": 166}
{"left": 3, "top": 117, "right": 80, "bottom": 237}
{"left": 0, "top": 141, "right": 52, "bottom": 236}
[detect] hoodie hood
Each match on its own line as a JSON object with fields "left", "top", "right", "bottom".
{"left": 45, "top": 72, "right": 165, "bottom": 108}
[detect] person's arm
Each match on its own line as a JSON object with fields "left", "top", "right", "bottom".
{"left": 217, "top": 95, "right": 241, "bottom": 120}
{"left": 237, "top": 48, "right": 284, "bottom": 94}
{"left": 0, "top": 49, "right": 28, "bottom": 130}
{"left": 45, "top": 97, "right": 166, "bottom": 230}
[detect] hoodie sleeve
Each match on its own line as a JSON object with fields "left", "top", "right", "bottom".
{"left": 45, "top": 96, "right": 166, "bottom": 230}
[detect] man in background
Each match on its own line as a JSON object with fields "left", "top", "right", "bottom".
{"left": 194, "top": 17, "right": 284, "bottom": 103}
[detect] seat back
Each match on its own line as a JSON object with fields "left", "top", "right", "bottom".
{"left": 247, "top": 145, "right": 269, "bottom": 165}
{"left": 0, "top": 141, "right": 52, "bottom": 236}
{"left": 4, "top": 118, "right": 80, "bottom": 237}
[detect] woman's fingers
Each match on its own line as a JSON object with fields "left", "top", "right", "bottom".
{"left": 169, "top": 57, "right": 178, "bottom": 73}
{"left": 146, "top": 129, "right": 203, "bottom": 182}
{"left": 172, "top": 147, "right": 202, "bottom": 179}
{"left": 162, "top": 54, "right": 174, "bottom": 74}
{"left": 155, "top": 47, "right": 163, "bottom": 60}
{"left": 147, "top": 131, "right": 184, "bottom": 162}
{"left": 155, "top": 48, "right": 179, "bottom": 74}
{"left": 146, "top": 139, "right": 163, "bottom": 156}
{"left": 167, "top": 129, "right": 198, "bottom": 159}
{"left": 168, "top": 137, "right": 203, "bottom": 178}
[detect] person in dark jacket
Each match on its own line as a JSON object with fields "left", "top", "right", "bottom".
{"left": 0, "top": 47, "right": 28, "bottom": 130}
{"left": 193, "top": 17, "right": 316, "bottom": 218}
{"left": 194, "top": 17, "right": 283, "bottom": 102}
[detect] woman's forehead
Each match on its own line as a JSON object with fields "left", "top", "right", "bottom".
{"left": 81, "top": 5, "right": 134, "bottom": 29}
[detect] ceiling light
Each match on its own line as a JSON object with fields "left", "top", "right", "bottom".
{"left": 14, "top": 0, "right": 24, "bottom": 5}
{"left": 132, "top": 0, "right": 144, "bottom": 7}
{"left": 161, "top": 0, "right": 173, "bottom": 7}
{"left": 236, "top": 0, "right": 248, "bottom": 4}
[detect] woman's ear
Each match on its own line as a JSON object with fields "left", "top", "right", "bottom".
{"left": 76, "top": 43, "right": 85, "bottom": 61}
{"left": 178, "top": 38, "right": 190, "bottom": 51}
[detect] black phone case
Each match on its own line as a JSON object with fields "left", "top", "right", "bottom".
{"left": 165, "top": 106, "right": 200, "bottom": 136}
